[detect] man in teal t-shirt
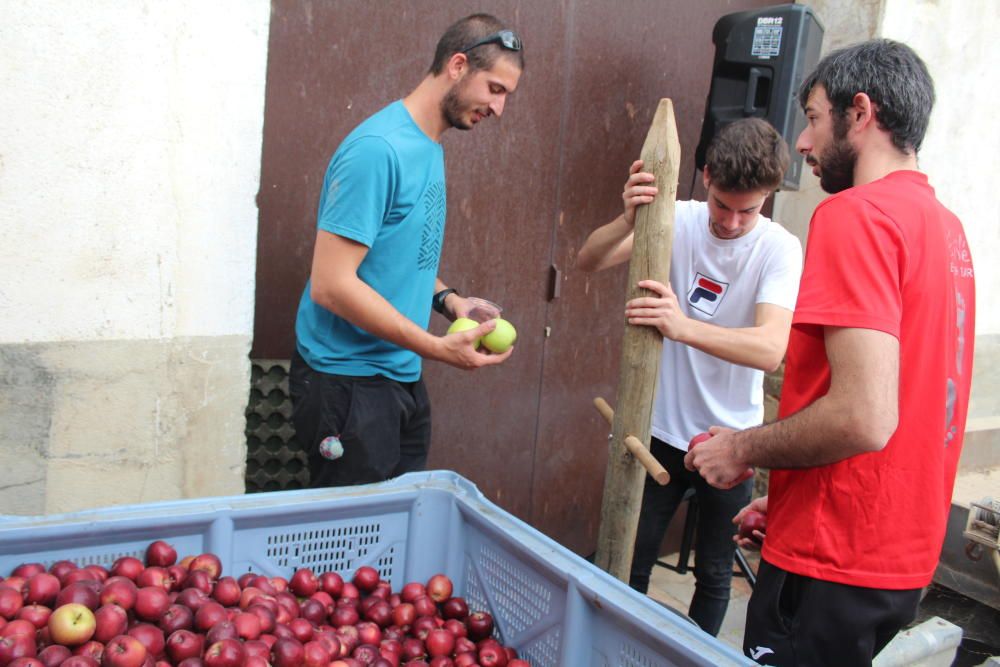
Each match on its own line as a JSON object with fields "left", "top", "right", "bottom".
{"left": 292, "top": 14, "right": 525, "bottom": 487}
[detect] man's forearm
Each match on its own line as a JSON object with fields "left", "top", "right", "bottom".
{"left": 576, "top": 214, "right": 632, "bottom": 272}
{"left": 312, "top": 276, "right": 444, "bottom": 360}
{"left": 735, "top": 392, "right": 881, "bottom": 469}
{"left": 676, "top": 318, "right": 786, "bottom": 372}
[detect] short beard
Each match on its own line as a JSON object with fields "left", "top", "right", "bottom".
{"left": 818, "top": 113, "right": 857, "bottom": 194}
{"left": 441, "top": 79, "right": 472, "bottom": 131}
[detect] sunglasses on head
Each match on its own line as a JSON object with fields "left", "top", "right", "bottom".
{"left": 461, "top": 29, "right": 523, "bottom": 53}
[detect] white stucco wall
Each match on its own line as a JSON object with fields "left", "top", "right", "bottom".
{"left": 0, "top": 1, "right": 268, "bottom": 344}
{"left": 880, "top": 0, "right": 1000, "bottom": 335}
{"left": 782, "top": 0, "right": 1000, "bottom": 337}
{"left": 0, "top": 1, "right": 270, "bottom": 514}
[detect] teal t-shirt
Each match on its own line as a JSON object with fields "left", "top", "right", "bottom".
{"left": 295, "top": 101, "right": 446, "bottom": 381}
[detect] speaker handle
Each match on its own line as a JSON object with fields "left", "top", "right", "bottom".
{"left": 744, "top": 67, "right": 764, "bottom": 115}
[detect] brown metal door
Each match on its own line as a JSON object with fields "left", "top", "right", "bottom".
{"left": 254, "top": 0, "right": 781, "bottom": 553}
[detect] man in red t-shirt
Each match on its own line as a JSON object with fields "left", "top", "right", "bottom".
{"left": 685, "top": 39, "right": 976, "bottom": 666}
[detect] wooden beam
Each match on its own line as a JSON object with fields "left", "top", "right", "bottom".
{"left": 594, "top": 99, "right": 681, "bottom": 582}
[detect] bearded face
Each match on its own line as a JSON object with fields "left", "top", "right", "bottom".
{"left": 812, "top": 112, "right": 857, "bottom": 194}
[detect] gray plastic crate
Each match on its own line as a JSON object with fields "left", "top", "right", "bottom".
{"left": 0, "top": 471, "right": 751, "bottom": 666}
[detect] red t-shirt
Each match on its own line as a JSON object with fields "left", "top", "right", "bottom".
{"left": 764, "top": 170, "right": 976, "bottom": 589}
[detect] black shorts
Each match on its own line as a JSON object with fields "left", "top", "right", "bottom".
{"left": 744, "top": 558, "right": 922, "bottom": 666}
{"left": 290, "top": 350, "right": 432, "bottom": 487}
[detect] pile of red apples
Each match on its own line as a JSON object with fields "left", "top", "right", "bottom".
{"left": 0, "top": 540, "right": 530, "bottom": 667}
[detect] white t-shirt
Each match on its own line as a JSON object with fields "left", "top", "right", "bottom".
{"left": 650, "top": 200, "right": 802, "bottom": 451}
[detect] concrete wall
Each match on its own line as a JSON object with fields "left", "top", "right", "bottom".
{"left": 0, "top": 2, "right": 270, "bottom": 514}
{"left": 780, "top": 0, "right": 1000, "bottom": 424}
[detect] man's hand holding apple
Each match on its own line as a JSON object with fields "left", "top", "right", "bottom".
{"left": 733, "top": 496, "right": 768, "bottom": 551}
{"left": 684, "top": 426, "right": 754, "bottom": 489}
{"left": 439, "top": 319, "right": 512, "bottom": 370}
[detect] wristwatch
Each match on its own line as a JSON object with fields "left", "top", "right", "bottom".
{"left": 432, "top": 288, "right": 459, "bottom": 314}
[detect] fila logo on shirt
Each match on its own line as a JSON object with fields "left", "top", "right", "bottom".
{"left": 687, "top": 272, "right": 729, "bottom": 316}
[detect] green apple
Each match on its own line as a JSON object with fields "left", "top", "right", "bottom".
{"left": 447, "top": 317, "right": 482, "bottom": 348}
{"left": 481, "top": 318, "right": 517, "bottom": 353}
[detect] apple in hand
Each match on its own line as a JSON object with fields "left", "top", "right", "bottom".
{"left": 738, "top": 510, "right": 767, "bottom": 545}
{"left": 687, "top": 431, "right": 754, "bottom": 484}
{"left": 48, "top": 604, "right": 97, "bottom": 646}
{"left": 446, "top": 318, "right": 482, "bottom": 348}
{"left": 481, "top": 318, "right": 516, "bottom": 354}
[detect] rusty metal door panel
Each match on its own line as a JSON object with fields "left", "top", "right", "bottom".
{"left": 255, "top": 1, "right": 784, "bottom": 552}
{"left": 531, "top": 0, "right": 785, "bottom": 555}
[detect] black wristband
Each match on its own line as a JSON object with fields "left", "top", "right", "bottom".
{"left": 432, "top": 288, "right": 459, "bottom": 314}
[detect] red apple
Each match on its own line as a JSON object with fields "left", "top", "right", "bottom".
{"left": 24, "top": 575, "right": 60, "bottom": 607}
{"left": 83, "top": 567, "right": 109, "bottom": 584}
{"left": 363, "top": 601, "right": 391, "bottom": 628}
{"left": 298, "top": 599, "right": 326, "bottom": 626}
{"left": 687, "top": 432, "right": 713, "bottom": 449}
{"left": 738, "top": 510, "right": 767, "bottom": 544}
{"left": 8, "top": 658, "right": 44, "bottom": 667}
{"left": 127, "top": 625, "right": 164, "bottom": 660}
{"left": 318, "top": 573, "right": 343, "bottom": 598}
{"left": 109, "top": 560, "right": 144, "bottom": 583}
{"left": 202, "top": 639, "right": 244, "bottom": 667}
{"left": 56, "top": 583, "right": 101, "bottom": 611}
{"left": 390, "top": 603, "right": 414, "bottom": 628}
{"left": 182, "top": 571, "right": 212, "bottom": 596}
{"left": 187, "top": 556, "right": 221, "bottom": 582}
{"left": 205, "top": 622, "right": 238, "bottom": 647}
{"left": 193, "top": 603, "right": 226, "bottom": 633}
{"left": 288, "top": 570, "right": 318, "bottom": 599}
{"left": 229, "top": 614, "right": 260, "bottom": 642}
{"left": 37, "top": 645, "right": 72, "bottom": 667}
{"left": 133, "top": 588, "right": 169, "bottom": 623}
{"left": 424, "top": 576, "right": 452, "bottom": 604}
{"left": 245, "top": 606, "right": 275, "bottom": 635}
{"left": 0, "top": 634, "right": 37, "bottom": 666}
{"left": 301, "top": 641, "right": 331, "bottom": 667}
{"left": 329, "top": 606, "right": 358, "bottom": 629}
{"left": 176, "top": 659, "right": 203, "bottom": 667}
{"left": 62, "top": 571, "right": 100, "bottom": 588}
{"left": 166, "top": 567, "right": 188, "bottom": 591}
{"left": 287, "top": 619, "right": 312, "bottom": 644}
{"left": 270, "top": 638, "right": 304, "bottom": 667}
{"left": 211, "top": 578, "right": 241, "bottom": 608}
{"left": 0, "top": 589, "right": 24, "bottom": 621}
{"left": 350, "top": 568, "right": 378, "bottom": 594}
{"left": 508, "top": 660, "right": 530, "bottom": 667}
{"left": 424, "top": 629, "right": 454, "bottom": 658}
{"left": 1, "top": 620, "right": 36, "bottom": 639}
{"left": 144, "top": 543, "right": 176, "bottom": 569}
{"left": 102, "top": 636, "right": 147, "bottom": 667}
{"left": 443, "top": 619, "right": 466, "bottom": 639}
{"left": 440, "top": 598, "right": 468, "bottom": 621}
{"left": 62, "top": 658, "right": 100, "bottom": 667}
{"left": 165, "top": 631, "right": 203, "bottom": 664}
{"left": 412, "top": 597, "right": 436, "bottom": 619}
{"left": 72, "top": 643, "right": 103, "bottom": 664}
{"left": 477, "top": 640, "right": 507, "bottom": 667}
{"left": 94, "top": 605, "right": 129, "bottom": 643}
{"left": 15, "top": 605, "right": 50, "bottom": 630}
{"left": 48, "top": 562, "right": 78, "bottom": 582}
{"left": 241, "top": 642, "right": 269, "bottom": 662}
{"left": 157, "top": 604, "right": 194, "bottom": 635}
{"left": 135, "top": 570, "right": 170, "bottom": 593}
{"left": 175, "top": 589, "right": 208, "bottom": 612}
{"left": 10, "top": 566, "right": 44, "bottom": 580}
{"left": 465, "top": 612, "right": 493, "bottom": 642}
{"left": 48, "top": 604, "right": 97, "bottom": 646}
{"left": 100, "top": 579, "right": 138, "bottom": 612}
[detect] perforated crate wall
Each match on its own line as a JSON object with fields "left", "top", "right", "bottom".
{"left": 245, "top": 359, "right": 308, "bottom": 492}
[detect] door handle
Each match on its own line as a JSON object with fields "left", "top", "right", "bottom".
{"left": 548, "top": 264, "right": 562, "bottom": 301}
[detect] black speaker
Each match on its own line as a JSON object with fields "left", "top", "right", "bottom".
{"left": 694, "top": 4, "right": 824, "bottom": 190}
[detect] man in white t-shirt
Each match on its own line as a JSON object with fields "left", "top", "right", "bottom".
{"left": 576, "top": 118, "right": 802, "bottom": 636}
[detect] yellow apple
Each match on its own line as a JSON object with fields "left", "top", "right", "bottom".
{"left": 481, "top": 318, "right": 517, "bottom": 353}
{"left": 447, "top": 317, "right": 482, "bottom": 348}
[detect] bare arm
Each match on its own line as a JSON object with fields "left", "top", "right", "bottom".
{"left": 309, "top": 231, "right": 511, "bottom": 369}
{"left": 686, "top": 326, "right": 900, "bottom": 487}
{"left": 575, "top": 160, "right": 654, "bottom": 273}
{"left": 626, "top": 280, "right": 792, "bottom": 372}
